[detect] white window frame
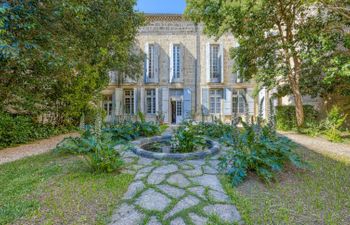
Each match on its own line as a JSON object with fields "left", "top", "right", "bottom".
{"left": 103, "top": 96, "right": 113, "bottom": 116}
{"left": 210, "top": 44, "right": 220, "bottom": 82}
{"left": 173, "top": 44, "right": 181, "bottom": 79}
{"left": 148, "top": 44, "right": 155, "bottom": 79}
{"left": 232, "top": 89, "right": 246, "bottom": 115}
{"left": 124, "top": 89, "right": 135, "bottom": 115}
{"left": 146, "top": 89, "right": 156, "bottom": 114}
{"left": 209, "top": 89, "right": 223, "bottom": 114}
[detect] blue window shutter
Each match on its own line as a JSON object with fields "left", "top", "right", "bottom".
{"left": 201, "top": 88, "right": 209, "bottom": 115}
{"left": 183, "top": 88, "right": 192, "bottom": 119}
{"left": 224, "top": 88, "right": 232, "bottom": 115}
{"left": 161, "top": 87, "right": 169, "bottom": 123}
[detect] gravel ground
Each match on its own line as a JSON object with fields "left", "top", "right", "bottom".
{"left": 0, "top": 133, "right": 79, "bottom": 165}
{"left": 280, "top": 132, "right": 350, "bottom": 160}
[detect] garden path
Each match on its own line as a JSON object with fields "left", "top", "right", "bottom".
{"left": 110, "top": 130, "right": 241, "bottom": 225}
{"left": 0, "top": 133, "right": 79, "bottom": 165}
{"left": 281, "top": 132, "right": 350, "bottom": 160}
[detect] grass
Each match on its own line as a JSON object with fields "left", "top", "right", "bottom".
{"left": 0, "top": 153, "right": 133, "bottom": 225}
{"left": 222, "top": 146, "right": 350, "bottom": 225}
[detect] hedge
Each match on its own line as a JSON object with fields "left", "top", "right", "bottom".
{"left": 276, "top": 105, "right": 319, "bottom": 130}
{"left": 0, "top": 112, "right": 73, "bottom": 149}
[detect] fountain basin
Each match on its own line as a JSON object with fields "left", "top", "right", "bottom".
{"left": 130, "top": 134, "right": 220, "bottom": 160}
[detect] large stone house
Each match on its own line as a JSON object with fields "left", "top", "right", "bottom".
{"left": 101, "top": 14, "right": 272, "bottom": 124}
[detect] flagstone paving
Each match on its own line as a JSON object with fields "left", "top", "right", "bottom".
{"left": 109, "top": 143, "right": 242, "bottom": 225}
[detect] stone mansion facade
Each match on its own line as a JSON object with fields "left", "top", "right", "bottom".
{"left": 101, "top": 14, "right": 272, "bottom": 124}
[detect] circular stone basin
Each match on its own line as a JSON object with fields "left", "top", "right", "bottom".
{"left": 130, "top": 134, "right": 220, "bottom": 160}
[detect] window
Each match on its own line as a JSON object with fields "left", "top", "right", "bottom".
{"left": 173, "top": 44, "right": 181, "bottom": 79}
{"left": 148, "top": 44, "right": 155, "bottom": 79}
{"left": 176, "top": 101, "right": 182, "bottom": 116}
{"left": 146, "top": 89, "right": 156, "bottom": 114}
{"left": 210, "top": 44, "right": 220, "bottom": 80}
{"left": 232, "top": 89, "right": 246, "bottom": 115}
{"left": 108, "top": 71, "right": 116, "bottom": 83}
{"left": 209, "top": 89, "right": 222, "bottom": 114}
{"left": 124, "top": 90, "right": 134, "bottom": 114}
{"left": 103, "top": 96, "right": 113, "bottom": 116}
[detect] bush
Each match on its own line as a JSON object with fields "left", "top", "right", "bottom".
{"left": 54, "top": 130, "right": 123, "bottom": 173}
{"left": 219, "top": 120, "right": 306, "bottom": 186}
{"left": 171, "top": 121, "right": 207, "bottom": 153}
{"left": 276, "top": 105, "right": 318, "bottom": 130}
{"left": 0, "top": 112, "right": 71, "bottom": 149}
{"left": 195, "top": 120, "right": 235, "bottom": 139}
{"left": 323, "top": 106, "right": 347, "bottom": 142}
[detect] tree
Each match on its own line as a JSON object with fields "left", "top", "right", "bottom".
{"left": 0, "top": 0, "right": 144, "bottom": 125}
{"left": 186, "top": 0, "right": 349, "bottom": 127}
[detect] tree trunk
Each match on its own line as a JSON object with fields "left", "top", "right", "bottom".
{"left": 289, "top": 57, "right": 305, "bottom": 128}
{"left": 293, "top": 86, "right": 304, "bottom": 127}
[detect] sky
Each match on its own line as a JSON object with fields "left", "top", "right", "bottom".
{"left": 136, "top": 0, "right": 186, "bottom": 14}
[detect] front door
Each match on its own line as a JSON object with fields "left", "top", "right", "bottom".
{"left": 171, "top": 100, "right": 183, "bottom": 124}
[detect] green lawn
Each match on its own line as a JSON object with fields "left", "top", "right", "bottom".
{"left": 0, "top": 153, "right": 133, "bottom": 225}
{"left": 222, "top": 146, "right": 350, "bottom": 225}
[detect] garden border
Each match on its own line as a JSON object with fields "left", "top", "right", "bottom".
{"left": 128, "top": 134, "right": 220, "bottom": 160}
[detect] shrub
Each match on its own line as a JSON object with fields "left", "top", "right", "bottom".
{"left": 0, "top": 112, "right": 71, "bottom": 149}
{"left": 275, "top": 105, "right": 318, "bottom": 130}
{"left": 171, "top": 121, "right": 206, "bottom": 153}
{"left": 323, "top": 106, "right": 347, "bottom": 142}
{"left": 54, "top": 130, "right": 123, "bottom": 173}
{"left": 83, "top": 140, "right": 123, "bottom": 173}
{"left": 195, "top": 120, "right": 235, "bottom": 139}
{"left": 219, "top": 120, "right": 306, "bottom": 186}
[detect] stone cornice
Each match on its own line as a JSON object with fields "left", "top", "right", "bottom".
{"left": 144, "top": 13, "right": 185, "bottom": 22}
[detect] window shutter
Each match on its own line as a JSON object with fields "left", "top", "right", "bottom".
{"left": 115, "top": 88, "right": 123, "bottom": 116}
{"left": 237, "top": 70, "right": 242, "bottom": 83}
{"left": 111, "top": 91, "right": 116, "bottom": 122}
{"left": 183, "top": 88, "right": 192, "bottom": 119}
{"left": 246, "top": 87, "right": 255, "bottom": 116}
{"left": 144, "top": 43, "right": 149, "bottom": 83}
{"left": 154, "top": 43, "right": 159, "bottom": 83}
{"left": 162, "top": 87, "right": 169, "bottom": 123}
{"left": 206, "top": 42, "right": 210, "bottom": 83}
{"left": 201, "top": 88, "right": 209, "bottom": 115}
{"left": 140, "top": 87, "right": 145, "bottom": 113}
{"left": 134, "top": 87, "right": 138, "bottom": 114}
{"left": 169, "top": 43, "right": 174, "bottom": 83}
{"left": 180, "top": 43, "right": 184, "bottom": 82}
{"left": 156, "top": 88, "right": 159, "bottom": 113}
{"left": 224, "top": 88, "right": 232, "bottom": 115}
{"left": 219, "top": 43, "right": 224, "bottom": 83}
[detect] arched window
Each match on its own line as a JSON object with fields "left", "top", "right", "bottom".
{"left": 232, "top": 89, "right": 247, "bottom": 115}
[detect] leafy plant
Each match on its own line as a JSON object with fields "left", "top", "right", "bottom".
{"left": 195, "top": 120, "right": 235, "bottom": 139}
{"left": 323, "top": 106, "right": 347, "bottom": 142}
{"left": 275, "top": 105, "right": 318, "bottom": 131}
{"left": 219, "top": 120, "right": 306, "bottom": 186}
{"left": 54, "top": 129, "right": 123, "bottom": 173}
{"left": 171, "top": 121, "right": 206, "bottom": 153}
{"left": 83, "top": 140, "right": 123, "bottom": 173}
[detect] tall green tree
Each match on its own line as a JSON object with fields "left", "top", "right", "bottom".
{"left": 0, "top": 0, "right": 144, "bottom": 125}
{"left": 186, "top": 0, "right": 349, "bottom": 127}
